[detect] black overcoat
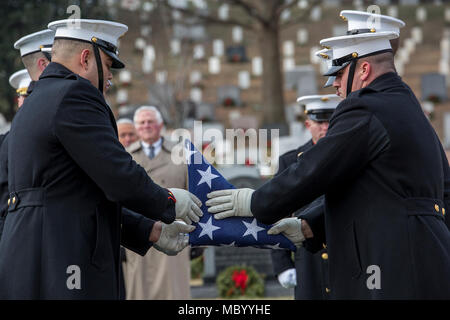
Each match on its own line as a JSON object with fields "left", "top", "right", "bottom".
{"left": 0, "top": 63, "right": 175, "bottom": 299}
{"left": 253, "top": 72, "right": 450, "bottom": 299}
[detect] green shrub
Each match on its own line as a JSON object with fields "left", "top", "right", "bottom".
{"left": 216, "top": 265, "right": 264, "bottom": 299}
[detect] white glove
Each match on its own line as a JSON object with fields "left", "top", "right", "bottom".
{"left": 268, "top": 217, "right": 304, "bottom": 248}
{"left": 278, "top": 268, "right": 297, "bottom": 289}
{"left": 154, "top": 221, "right": 195, "bottom": 256}
{"left": 168, "top": 188, "right": 203, "bottom": 224}
{"left": 206, "top": 188, "right": 254, "bottom": 219}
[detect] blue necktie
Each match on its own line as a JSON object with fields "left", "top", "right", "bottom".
{"left": 149, "top": 146, "right": 155, "bottom": 159}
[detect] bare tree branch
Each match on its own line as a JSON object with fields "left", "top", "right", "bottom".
{"left": 160, "top": 0, "right": 256, "bottom": 31}
{"left": 223, "top": 0, "right": 269, "bottom": 26}
{"left": 279, "top": 2, "right": 317, "bottom": 31}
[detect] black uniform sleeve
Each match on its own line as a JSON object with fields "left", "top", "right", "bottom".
{"left": 251, "top": 98, "right": 388, "bottom": 225}
{"left": 121, "top": 207, "right": 155, "bottom": 256}
{"left": 298, "top": 196, "right": 326, "bottom": 253}
{"left": 0, "top": 135, "right": 8, "bottom": 240}
{"left": 270, "top": 153, "right": 295, "bottom": 275}
{"left": 54, "top": 80, "right": 175, "bottom": 224}
{"left": 437, "top": 142, "right": 450, "bottom": 229}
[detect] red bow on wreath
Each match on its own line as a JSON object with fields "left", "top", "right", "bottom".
{"left": 232, "top": 269, "right": 249, "bottom": 294}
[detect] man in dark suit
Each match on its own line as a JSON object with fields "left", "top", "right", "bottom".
{"left": 207, "top": 31, "right": 450, "bottom": 299}
{"left": 0, "top": 19, "right": 203, "bottom": 299}
{"left": 271, "top": 94, "right": 340, "bottom": 299}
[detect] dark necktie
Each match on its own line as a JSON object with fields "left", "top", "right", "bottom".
{"left": 149, "top": 146, "right": 155, "bottom": 159}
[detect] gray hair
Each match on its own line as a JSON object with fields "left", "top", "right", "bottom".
{"left": 133, "top": 106, "right": 163, "bottom": 125}
{"left": 116, "top": 118, "right": 134, "bottom": 125}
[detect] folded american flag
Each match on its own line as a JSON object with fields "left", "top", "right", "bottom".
{"left": 185, "top": 140, "right": 296, "bottom": 251}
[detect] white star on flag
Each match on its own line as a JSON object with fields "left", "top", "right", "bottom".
{"left": 184, "top": 147, "right": 197, "bottom": 164}
{"left": 198, "top": 217, "right": 221, "bottom": 240}
{"left": 242, "top": 219, "right": 265, "bottom": 241}
{"left": 197, "top": 166, "right": 219, "bottom": 189}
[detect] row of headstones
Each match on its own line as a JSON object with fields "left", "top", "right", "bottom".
{"left": 394, "top": 27, "right": 423, "bottom": 76}
{"left": 439, "top": 29, "right": 450, "bottom": 80}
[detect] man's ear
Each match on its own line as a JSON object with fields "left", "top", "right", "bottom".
{"left": 36, "top": 57, "right": 49, "bottom": 73}
{"left": 360, "top": 61, "right": 371, "bottom": 81}
{"left": 80, "top": 49, "right": 91, "bottom": 70}
{"left": 304, "top": 119, "right": 311, "bottom": 129}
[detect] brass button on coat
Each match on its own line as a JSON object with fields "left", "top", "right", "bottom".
{"left": 12, "top": 197, "right": 16, "bottom": 204}
{"left": 321, "top": 253, "right": 328, "bottom": 260}
{"left": 325, "top": 288, "right": 331, "bottom": 293}
{"left": 443, "top": 208, "right": 446, "bottom": 216}
{"left": 435, "top": 204, "right": 440, "bottom": 212}
{"left": 7, "top": 198, "right": 10, "bottom": 206}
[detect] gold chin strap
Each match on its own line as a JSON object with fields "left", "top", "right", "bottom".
{"left": 16, "top": 87, "right": 28, "bottom": 96}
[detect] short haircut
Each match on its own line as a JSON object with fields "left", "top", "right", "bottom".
{"left": 21, "top": 52, "right": 48, "bottom": 79}
{"left": 133, "top": 106, "right": 163, "bottom": 125}
{"left": 358, "top": 51, "right": 396, "bottom": 73}
{"left": 116, "top": 118, "right": 135, "bottom": 126}
{"left": 52, "top": 39, "right": 92, "bottom": 62}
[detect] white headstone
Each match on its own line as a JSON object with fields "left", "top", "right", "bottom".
{"left": 310, "top": 6, "right": 322, "bottom": 21}
{"left": 397, "top": 48, "right": 410, "bottom": 64}
{"left": 411, "top": 27, "right": 423, "bottom": 44}
{"left": 218, "top": 4, "right": 229, "bottom": 20}
{"left": 192, "top": 0, "right": 207, "bottom": 10}
{"left": 441, "top": 38, "right": 450, "bottom": 60}
{"left": 169, "top": 0, "right": 187, "bottom": 8}
{"left": 171, "top": 39, "right": 181, "bottom": 55}
{"left": 116, "top": 89, "right": 128, "bottom": 104}
{"left": 283, "top": 58, "right": 296, "bottom": 71}
{"left": 135, "top": 37, "right": 146, "bottom": 50}
{"left": 404, "top": 38, "right": 416, "bottom": 54}
{"left": 394, "top": 60, "right": 404, "bottom": 76}
{"left": 439, "top": 59, "right": 449, "bottom": 76}
{"left": 232, "top": 26, "right": 243, "bottom": 43}
{"left": 142, "top": 1, "right": 154, "bottom": 12}
{"left": 209, "top": 57, "right": 221, "bottom": 74}
{"left": 416, "top": 7, "right": 427, "bottom": 23}
{"left": 445, "top": 8, "right": 450, "bottom": 22}
{"left": 213, "top": 39, "right": 224, "bottom": 57}
{"left": 121, "top": 0, "right": 140, "bottom": 11}
{"left": 156, "top": 71, "right": 168, "bottom": 84}
{"left": 119, "top": 70, "right": 132, "bottom": 84}
{"left": 298, "top": 0, "right": 308, "bottom": 9}
{"left": 281, "top": 9, "right": 291, "bottom": 21}
{"left": 190, "top": 88, "right": 203, "bottom": 103}
{"left": 319, "top": 60, "right": 329, "bottom": 75}
{"left": 193, "top": 44, "right": 205, "bottom": 60}
{"left": 172, "top": 10, "right": 182, "bottom": 20}
{"left": 310, "top": 46, "right": 321, "bottom": 64}
{"left": 252, "top": 57, "right": 263, "bottom": 76}
{"left": 283, "top": 41, "right": 295, "bottom": 57}
{"left": 144, "top": 45, "right": 155, "bottom": 61}
{"left": 297, "top": 28, "right": 308, "bottom": 45}
{"left": 387, "top": 6, "right": 398, "bottom": 18}
{"left": 142, "top": 57, "right": 153, "bottom": 74}
{"left": 141, "top": 25, "right": 151, "bottom": 37}
{"left": 190, "top": 71, "right": 202, "bottom": 84}
{"left": 238, "top": 71, "right": 250, "bottom": 89}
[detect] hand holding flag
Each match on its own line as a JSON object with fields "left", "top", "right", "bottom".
{"left": 185, "top": 140, "right": 297, "bottom": 251}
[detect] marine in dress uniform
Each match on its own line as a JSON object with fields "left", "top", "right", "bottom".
{"left": 0, "top": 19, "right": 201, "bottom": 299}
{"left": 0, "top": 30, "right": 55, "bottom": 243}
{"left": 207, "top": 30, "right": 450, "bottom": 299}
{"left": 271, "top": 95, "right": 340, "bottom": 300}
{"left": 8, "top": 69, "right": 32, "bottom": 109}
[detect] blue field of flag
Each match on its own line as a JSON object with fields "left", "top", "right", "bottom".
{"left": 185, "top": 140, "right": 296, "bottom": 251}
